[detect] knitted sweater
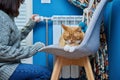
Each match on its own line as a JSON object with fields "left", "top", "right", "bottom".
{"left": 0, "top": 10, "right": 44, "bottom": 80}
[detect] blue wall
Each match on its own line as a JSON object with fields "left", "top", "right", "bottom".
{"left": 33, "top": 0, "right": 83, "bottom": 69}
{"left": 33, "top": 0, "right": 120, "bottom": 79}
{"left": 109, "top": 0, "right": 120, "bottom": 79}
{"left": 104, "top": 0, "right": 120, "bottom": 80}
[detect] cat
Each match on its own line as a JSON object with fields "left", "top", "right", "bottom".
{"left": 59, "top": 24, "right": 84, "bottom": 52}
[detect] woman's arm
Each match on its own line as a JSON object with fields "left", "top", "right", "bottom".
{"left": 20, "top": 18, "right": 36, "bottom": 40}
{"left": 0, "top": 42, "right": 44, "bottom": 62}
{"left": 20, "top": 14, "right": 41, "bottom": 40}
{"left": 0, "top": 18, "right": 44, "bottom": 62}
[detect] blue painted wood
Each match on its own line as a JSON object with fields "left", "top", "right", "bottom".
{"left": 104, "top": 0, "right": 120, "bottom": 79}
{"left": 110, "top": 0, "right": 120, "bottom": 79}
{"left": 104, "top": 1, "right": 112, "bottom": 80}
{"left": 33, "top": 0, "right": 82, "bottom": 69}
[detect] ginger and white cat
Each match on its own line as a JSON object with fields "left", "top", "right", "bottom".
{"left": 59, "top": 24, "right": 84, "bottom": 52}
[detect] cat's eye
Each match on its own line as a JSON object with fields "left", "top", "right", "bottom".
{"left": 73, "top": 34, "right": 81, "bottom": 40}
{"left": 64, "top": 36, "right": 70, "bottom": 40}
{"left": 76, "top": 37, "right": 80, "bottom": 40}
{"left": 78, "top": 30, "right": 82, "bottom": 33}
{"left": 66, "top": 36, "right": 70, "bottom": 39}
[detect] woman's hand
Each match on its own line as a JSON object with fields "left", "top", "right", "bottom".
{"left": 31, "top": 14, "right": 40, "bottom": 22}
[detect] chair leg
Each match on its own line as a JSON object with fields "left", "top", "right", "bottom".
{"left": 84, "top": 57, "right": 95, "bottom": 80}
{"left": 51, "top": 57, "right": 63, "bottom": 80}
{"left": 51, "top": 56, "right": 94, "bottom": 80}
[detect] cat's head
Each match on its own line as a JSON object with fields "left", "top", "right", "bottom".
{"left": 62, "top": 24, "right": 84, "bottom": 46}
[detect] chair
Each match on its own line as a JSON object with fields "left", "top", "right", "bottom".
{"left": 39, "top": 0, "right": 108, "bottom": 80}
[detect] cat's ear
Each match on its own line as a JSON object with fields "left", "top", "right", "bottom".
{"left": 62, "top": 24, "right": 68, "bottom": 31}
{"left": 76, "top": 27, "right": 82, "bottom": 32}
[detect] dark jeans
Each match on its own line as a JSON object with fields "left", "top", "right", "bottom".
{"left": 9, "top": 64, "right": 51, "bottom": 80}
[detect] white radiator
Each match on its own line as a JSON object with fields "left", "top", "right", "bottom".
{"left": 52, "top": 15, "right": 83, "bottom": 78}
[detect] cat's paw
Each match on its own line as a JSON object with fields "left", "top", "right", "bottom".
{"left": 69, "top": 46, "right": 77, "bottom": 52}
{"left": 69, "top": 46, "right": 75, "bottom": 52}
{"left": 64, "top": 45, "right": 70, "bottom": 52}
{"left": 64, "top": 45, "right": 78, "bottom": 53}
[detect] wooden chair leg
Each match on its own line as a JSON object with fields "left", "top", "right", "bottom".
{"left": 51, "top": 56, "right": 94, "bottom": 80}
{"left": 84, "top": 57, "right": 95, "bottom": 80}
{"left": 51, "top": 57, "right": 63, "bottom": 80}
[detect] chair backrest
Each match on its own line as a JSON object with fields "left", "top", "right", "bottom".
{"left": 75, "top": 0, "right": 108, "bottom": 57}
{"left": 88, "top": 0, "right": 95, "bottom": 9}
{"left": 62, "top": 0, "right": 108, "bottom": 58}
{"left": 39, "top": 0, "right": 108, "bottom": 59}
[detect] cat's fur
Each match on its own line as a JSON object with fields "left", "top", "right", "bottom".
{"left": 59, "top": 24, "right": 84, "bottom": 52}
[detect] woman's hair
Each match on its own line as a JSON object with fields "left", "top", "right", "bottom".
{"left": 0, "top": 0, "right": 25, "bottom": 17}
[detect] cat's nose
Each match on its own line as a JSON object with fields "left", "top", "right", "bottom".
{"left": 70, "top": 40, "right": 74, "bottom": 43}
